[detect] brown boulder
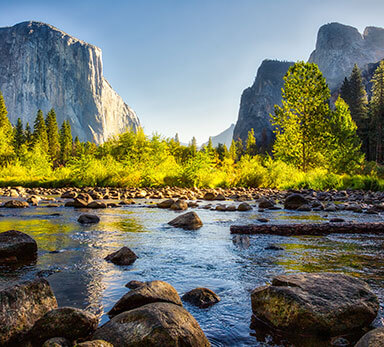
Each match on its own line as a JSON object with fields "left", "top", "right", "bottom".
{"left": 0, "top": 279, "right": 58, "bottom": 345}
{"left": 238, "top": 202, "right": 252, "bottom": 211}
{"left": 78, "top": 214, "right": 100, "bottom": 224}
{"left": 170, "top": 199, "right": 188, "bottom": 211}
{"left": 168, "top": 212, "right": 203, "bottom": 230}
{"left": 87, "top": 201, "right": 107, "bottom": 209}
{"left": 3, "top": 200, "right": 29, "bottom": 208}
{"left": 75, "top": 341, "right": 113, "bottom": 347}
{"left": 105, "top": 247, "right": 137, "bottom": 266}
{"left": 355, "top": 327, "right": 384, "bottom": 347}
{"left": 182, "top": 288, "right": 220, "bottom": 308}
{"left": 157, "top": 199, "right": 175, "bottom": 208}
{"left": 93, "top": 302, "right": 210, "bottom": 347}
{"left": 0, "top": 230, "right": 37, "bottom": 264}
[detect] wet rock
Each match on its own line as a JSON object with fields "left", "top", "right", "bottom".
{"left": 330, "top": 218, "right": 346, "bottom": 223}
{"left": 125, "top": 280, "right": 145, "bottom": 289}
{"left": 257, "top": 218, "right": 269, "bottom": 223}
{"left": 3, "top": 200, "right": 29, "bottom": 208}
{"left": 355, "top": 327, "right": 384, "bottom": 347}
{"left": 215, "top": 204, "right": 227, "bottom": 211}
{"left": 94, "top": 302, "right": 210, "bottom": 347}
{"left": 0, "top": 230, "right": 37, "bottom": 264}
{"left": 170, "top": 199, "right": 188, "bottom": 211}
{"left": 265, "top": 244, "right": 284, "bottom": 251}
{"left": 258, "top": 198, "right": 275, "bottom": 209}
{"left": 182, "top": 287, "right": 220, "bottom": 308}
{"left": 0, "top": 279, "right": 58, "bottom": 345}
{"left": 168, "top": 212, "right": 203, "bottom": 230}
{"left": 225, "top": 205, "right": 237, "bottom": 211}
{"left": 78, "top": 214, "right": 100, "bottom": 224}
{"left": 232, "top": 235, "right": 250, "bottom": 249}
{"left": 87, "top": 201, "right": 107, "bottom": 209}
{"left": 61, "top": 191, "right": 78, "bottom": 199}
{"left": 27, "top": 195, "right": 41, "bottom": 206}
{"left": 187, "top": 201, "right": 199, "bottom": 208}
{"left": 251, "top": 273, "right": 379, "bottom": 336}
{"left": 64, "top": 201, "right": 75, "bottom": 207}
{"left": 238, "top": 202, "right": 252, "bottom": 211}
{"left": 29, "top": 307, "right": 98, "bottom": 344}
{"left": 330, "top": 336, "right": 350, "bottom": 346}
{"left": 324, "top": 203, "right": 337, "bottom": 212}
{"left": 297, "top": 204, "right": 311, "bottom": 211}
{"left": 76, "top": 340, "right": 113, "bottom": 347}
{"left": 105, "top": 247, "right": 137, "bottom": 266}
{"left": 42, "top": 337, "right": 71, "bottom": 347}
{"left": 157, "top": 199, "right": 175, "bottom": 208}
{"left": 284, "top": 194, "right": 309, "bottom": 210}
{"left": 108, "top": 280, "right": 182, "bottom": 317}
{"left": 215, "top": 193, "right": 226, "bottom": 201}
{"left": 73, "top": 198, "right": 89, "bottom": 208}
{"left": 203, "top": 192, "right": 215, "bottom": 201}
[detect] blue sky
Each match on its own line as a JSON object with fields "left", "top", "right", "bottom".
{"left": 1, "top": 0, "right": 384, "bottom": 143}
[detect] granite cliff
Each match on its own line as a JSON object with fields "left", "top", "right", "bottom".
{"left": 234, "top": 23, "right": 384, "bottom": 147}
{"left": 0, "top": 21, "right": 139, "bottom": 143}
{"left": 205, "top": 123, "right": 234, "bottom": 148}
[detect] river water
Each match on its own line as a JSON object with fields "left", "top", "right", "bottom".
{"left": 0, "top": 198, "right": 383, "bottom": 346}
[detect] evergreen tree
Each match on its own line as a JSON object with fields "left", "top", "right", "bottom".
{"left": 25, "top": 122, "right": 33, "bottom": 148}
{"left": 370, "top": 61, "right": 384, "bottom": 163}
{"left": 59, "top": 120, "right": 73, "bottom": 164}
{"left": 216, "top": 143, "right": 229, "bottom": 161}
{"left": 13, "top": 118, "right": 25, "bottom": 153}
{"left": 245, "top": 128, "right": 257, "bottom": 156}
{"left": 45, "top": 109, "right": 60, "bottom": 162}
{"left": 235, "top": 138, "right": 244, "bottom": 161}
{"left": 229, "top": 139, "right": 237, "bottom": 161}
{"left": 327, "top": 97, "right": 364, "bottom": 173}
{"left": 271, "top": 62, "right": 330, "bottom": 171}
{"left": 33, "top": 110, "right": 49, "bottom": 152}
{"left": 73, "top": 136, "right": 83, "bottom": 157}
{"left": 341, "top": 65, "right": 369, "bottom": 156}
{"left": 174, "top": 133, "right": 180, "bottom": 144}
{"left": 0, "top": 90, "right": 12, "bottom": 135}
{"left": 189, "top": 136, "right": 197, "bottom": 157}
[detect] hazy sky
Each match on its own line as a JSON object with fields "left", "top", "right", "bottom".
{"left": 1, "top": 0, "right": 384, "bottom": 143}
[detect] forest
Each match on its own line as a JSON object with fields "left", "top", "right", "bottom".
{"left": 0, "top": 61, "right": 384, "bottom": 190}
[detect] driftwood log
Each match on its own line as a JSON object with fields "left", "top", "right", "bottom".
{"left": 230, "top": 222, "right": 384, "bottom": 236}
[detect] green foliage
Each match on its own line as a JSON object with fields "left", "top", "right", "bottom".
{"left": 59, "top": 120, "right": 72, "bottom": 164}
{"left": 33, "top": 110, "right": 49, "bottom": 153}
{"left": 0, "top": 90, "right": 12, "bottom": 135}
{"left": 245, "top": 128, "right": 257, "bottom": 156}
{"left": 46, "top": 109, "right": 60, "bottom": 163}
{"left": 13, "top": 118, "right": 25, "bottom": 154}
{"left": 271, "top": 62, "right": 330, "bottom": 171}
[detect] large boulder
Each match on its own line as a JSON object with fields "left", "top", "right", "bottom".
{"left": 355, "top": 327, "right": 384, "bottom": 347}
{"left": 105, "top": 247, "right": 137, "bottom": 266}
{"left": 0, "top": 279, "right": 58, "bottom": 345}
{"left": 0, "top": 230, "right": 37, "bottom": 264}
{"left": 251, "top": 273, "right": 379, "bottom": 336}
{"left": 29, "top": 307, "right": 98, "bottom": 345}
{"left": 258, "top": 198, "right": 275, "bottom": 209}
{"left": 108, "top": 280, "right": 182, "bottom": 317}
{"left": 157, "top": 199, "right": 175, "bottom": 209}
{"left": 78, "top": 214, "right": 100, "bottom": 224}
{"left": 3, "top": 200, "right": 29, "bottom": 208}
{"left": 182, "top": 288, "right": 220, "bottom": 308}
{"left": 42, "top": 337, "right": 71, "bottom": 347}
{"left": 284, "top": 194, "right": 309, "bottom": 210}
{"left": 93, "top": 302, "right": 210, "bottom": 347}
{"left": 170, "top": 199, "right": 188, "bottom": 211}
{"left": 87, "top": 201, "right": 107, "bottom": 209}
{"left": 168, "top": 212, "right": 203, "bottom": 230}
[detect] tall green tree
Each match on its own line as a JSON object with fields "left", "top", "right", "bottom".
{"left": 59, "top": 120, "right": 73, "bottom": 164}
{"left": 0, "top": 91, "right": 14, "bottom": 163}
{"left": 245, "top": 128, "right": 257, "bottom": 156}
{"left": 45, "top": 109, "right": 60, "bottom": 162}
{"left": 340, "top": 64, "right": 369, "bottom": 156}
{"left": 24, "top": 122, "right": 33, "bottom": 149}
{"left": 0, "top": 90, "right": 12, "bottom": 135}
{"left": 33, "top": 110, "right": 49, "bottom": 152}
{"left": 327, "top": 97, "right": 364, "bottom": 173}
{"left": 13, "top": 118, "right": 25, "bottom": 154}
{"left": 370, "top": 61, "right": 384, "bottom": 163}
{"left": 229, "top": 139, "right": 237, "bottom": 161}
{"left": 271, "top": 62, "right": 330, "bottom": 171}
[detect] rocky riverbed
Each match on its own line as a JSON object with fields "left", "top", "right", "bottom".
{"left": 0, "top": 186, "right": 384, "bottom": 346}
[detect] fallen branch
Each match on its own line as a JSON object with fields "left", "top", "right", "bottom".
{"left": 230, "top": 222, "right": 384, "bottom": 236}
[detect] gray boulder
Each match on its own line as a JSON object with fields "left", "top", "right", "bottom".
{"left": 355, "top": 327, "right": 384, "bottom": 347}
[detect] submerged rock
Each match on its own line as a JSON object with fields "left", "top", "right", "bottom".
{"left": 0, "top": 230, "right": 37, "bottom": 264}
{"left": 105, "top": 247, "right": 137, "bottom": 266}
{"left": 251, "top": 273, "right": 379, "bottom": 336}
{"left": 108, "top": 280, "right": 182, "bottom": 317}
{"left": 182, "top": 288, "right": 220, "bottom": 308}
{"left": 78, "top": 214, "right": 100, "bottom": 224}
{"left": 29, "top": 307, "right": 98, "bottom": 345}
{"left": 168, "top": 212, "right": 203, "bottom": 230}
{"left": 355, "top": 327, "right": 384, "bottom": 347}
{"left": 0, "top": 279, "right": 58, "bottom": 345}
{"left": 94, "top": 302, "right": 210, "bottom": 347}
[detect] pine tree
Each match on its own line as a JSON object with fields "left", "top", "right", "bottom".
{"left": 0, "top": 90, "right": 12, "bottom": 135}
{"left": 245, "top": 128, "right": 257, "bottom": 156}
{"left": 174, "top": 133, "right": 180, "bottom": 144}
{"left": 13, "top": 118, "right": 25, "bottom": 153}
{"left": 370, "top": 61, "right": 384, "bottom": 163}
{"left": 189, "top": 136, "right": 197, "bottom": 157}
{"left": 33, "top": 110, "right": 49, "bottom": 152}
{"left": 59, "top": 120, "right": 73, "bottom": 164}
{"left": 271, "top": 62, "right": 330, "bottom": 171}
{"left": 45, "top": 109, "right": 60, "bottom": 162}
{"left": 229, "top": 139, "right": 237, "bottom": 161}
{"left": 235, "top": 138, "right": 244, "bottom": 160}
{"left": 25, "top": 122, "right": 33, "bottom": 148}
{"left": 341, "top": 65, "right": 369, "bottom": 156}
{"left": 73, "top": 136, "right": 82, "bottom": 157}
{"left": 328, "top": 97, "right": 364, "bottom": 173}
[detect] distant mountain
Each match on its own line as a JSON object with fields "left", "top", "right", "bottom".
{"left": 205, "top": 123, "right": 235, "bottom": 148}
{"left": 0, "top": 21, "right": 140, "bottom": 143}
{"left": 234, "top": 22, "right": 384, "bottom": 148}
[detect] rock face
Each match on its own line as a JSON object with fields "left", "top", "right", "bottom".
{"left": 233, "top": 60, "right": 294, "bottom": 145}
{"left": 251, "top": 273, "right": 379, "bottom": 336}
{"left": 205, "top": 123, "right": 235, "bottom": 148}
{"left": 309, "top": 23, "right": 384, "bottom": 91}
{"left": 94, "top": 302, "right": 210, "bottom": 347}
{"left": 0, "top": 21, "right": 140, "bottom": 143}
{"left": 0, "top": 278, "right": 58, "bottom": 345}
